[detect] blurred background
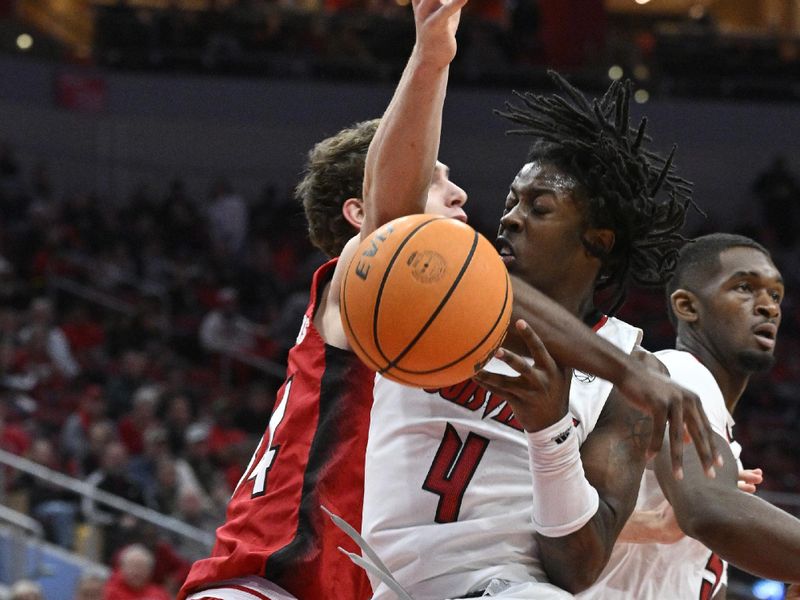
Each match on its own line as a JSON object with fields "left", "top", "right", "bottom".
{"left": 0, "top": 0, "right": 798, "bottom": 598}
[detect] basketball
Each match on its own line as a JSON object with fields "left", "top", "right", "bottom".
{"left": 340, "top": 214, "right": 513, "bottom": 388}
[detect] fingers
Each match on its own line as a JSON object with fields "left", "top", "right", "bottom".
{"left": 683, "top": 394, "right": 722, "bottom": 477}
{"left": 515, "top": 320, "right": 557, "bottom": 375}
{"left": 667, "top": 399, "right": 685, "bottom": 480}
{"left": 737, "top": 468, "right": 763, "bottom": 494}
{"left": 647, "top": 405, "right": 667, "bottom": 463}
{"left": 737, "top": 481, "right": 757, "bottom": 494}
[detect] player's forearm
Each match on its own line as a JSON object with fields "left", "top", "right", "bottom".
{"left": 678, "top": 491, "right": 800, "bottom": 582}
{"left": 536, "top": 503, "right": 624, "bottom": 593}
{"left": 509, "top": 275, "right": 633, "bottom": 382}
{"left": 361, "top": 53, "right": 449, "bottom": 236}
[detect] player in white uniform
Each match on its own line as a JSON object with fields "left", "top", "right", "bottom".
{"left": 579, "top": 233, "right": 800, "bottom": 599}
{"left": 356, "top": 0, "right": 722, "bottom": 597}
{"left": 364, "top": 317, "right": 640, "bottom": 599}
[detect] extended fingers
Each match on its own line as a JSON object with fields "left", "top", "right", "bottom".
{"left": 667, "top": 400, "right": 685, "bottom": 479}
{"left": 683, "top": 395, "right": 721, "bottom": 477}
{"left": 515, "top": 320, "right": 557, "bottom": 374}
{"left": 472, "top": 369, "right": 520, "bottom": 399}
{"left": 648, "top": 406, "right": 667, "bottom": 463}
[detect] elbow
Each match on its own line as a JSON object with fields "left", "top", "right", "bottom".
{"left": 542, "top": 553, "right": 608, "bottom": 594}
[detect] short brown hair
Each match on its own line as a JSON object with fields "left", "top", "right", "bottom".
{"left": 295, "top": 119, "right": 380, "bottom": 257}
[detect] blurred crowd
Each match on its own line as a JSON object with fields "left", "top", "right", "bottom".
{"left": 0, "top": 141, "right": 326, "bottom": 597}
{"left": 0, "top": 138, "right": 799, "bottom": 598}
{"left": 86, "top": 0, "right": 800, "bottom": 101}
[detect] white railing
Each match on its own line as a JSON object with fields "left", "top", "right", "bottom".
{"left": 0, "top": 448, "right": 215, "bottom": 549}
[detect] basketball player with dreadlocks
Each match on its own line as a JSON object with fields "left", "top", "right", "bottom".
{"left": 577, "top": 233, "right": 800, "bottom": 599}
{"left": 352, "top": 0, "right": 720, "bottom": 597}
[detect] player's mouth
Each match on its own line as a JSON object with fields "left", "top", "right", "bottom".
{"left": 451, "top": 211, "right": 468, "bottom": 224}
{"left": 495, "top": 237, "right": 515, "bottom": 268}
{"left": 753, "top": 322, "right": 777, "bottom": 351}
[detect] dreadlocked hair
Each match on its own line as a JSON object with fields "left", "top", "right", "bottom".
{"left": 495, "top": 71, "right": 701, "bottom": 315}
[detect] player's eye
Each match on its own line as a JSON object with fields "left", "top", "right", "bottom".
{"left": 736, "top": 282, "right": 752, "bottom": 293}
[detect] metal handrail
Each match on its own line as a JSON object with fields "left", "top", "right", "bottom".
{"left": 0, "top": 503, "right": 45, "bottom": 539}
{"left": 0, "top": 448, "right": 215, "bottom": 549}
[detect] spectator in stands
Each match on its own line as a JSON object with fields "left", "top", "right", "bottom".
{"left": 60, "top": 384, "right": 107, "bottom": 471}
{"left": 232, "top": 380, "right": 276, "bottom": 439}
{"left": 77, "top": 419, "right": 115, "bottom": 478}
{"left": 182, "top": 422, "right": 228, "bottom": 506}
{"left": 81, "top": 441, "right": 148, "bottom": 561}
{"left": 8, "top": 580, "right": 42, "bottom": 600}
{"left": 128, "top": 424, "right": 208, "bottom": 511}
{"left": 17, "top": 437, "right": 79, "bottom": 549}
{"left": 173, "top": 487, "right": 222, "bottom": 562}
{"left": 117, "top": 384, "right": 161, "bottom": 456}
{"left": 73, "top": 571, "right": 107, "bottom": 600}
{"left": 198, "top": 287, "right": 260, "bottom": 355}
{"left": 161, "top": 393, "right": 195, "bottom": 455}
{"left": 206, "top": 177, "right": 248, "bottom": 259}
{"left": 16, "top": 297, "right": 80, "bottom": 379}
{"left": 102, "top": 544, "right": 170, "bottom": 600}
{"left": 753, "top": 155, "right": 800, "bottom": 249}
{"left": 0, "top": 397, "right": 30, "bottom": 458}
{"left": 104, "top": 350, "right": 150, "bottom": 419}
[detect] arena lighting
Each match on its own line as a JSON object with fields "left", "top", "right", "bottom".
{"left": 752, "top": 579, "right": 785, "bottom": 600}
{"left": 635, "top": 0, "right": 651, "bottom": 5}
{"left": 608, "top": 65, "right": 624, "bottom": 80}
{"left": 16, "top": 33, "right": 33, "bottom": 51}
{"left": 634, "top": 89, "right": 650, "bottom": 103}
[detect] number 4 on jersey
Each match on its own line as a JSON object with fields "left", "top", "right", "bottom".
{"left": 422, "top": 423, "right": 490, "bottom": 523}
{"left": 234, "top": 377, "right": 292, "bottom": 498}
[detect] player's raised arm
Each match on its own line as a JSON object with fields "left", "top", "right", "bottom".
{"left": 654, "top": 433, "right": 800, "bottom": 582}
{"left": 508, "top": 273, "right": 721, "bottom": 477}
{"left": 360, "top": 0, "right": 467, "bottom": 238}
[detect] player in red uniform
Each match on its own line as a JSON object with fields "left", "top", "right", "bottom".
{"left": 179, "top": 121, "right": 468, "bottom": 600}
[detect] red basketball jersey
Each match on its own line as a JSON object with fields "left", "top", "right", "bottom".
{"left": 179, "top": 259, "right": 375, "bottom": 600}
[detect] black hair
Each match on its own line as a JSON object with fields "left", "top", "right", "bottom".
{"left": 665, "top": 233, "right": 772, "bottom": 326}
{"left": 495, "top": 71, "right": 699, "bottom": 314}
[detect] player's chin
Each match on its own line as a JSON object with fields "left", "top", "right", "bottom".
{"left": 736, "top": 349, "right": 776, "bottom": 373}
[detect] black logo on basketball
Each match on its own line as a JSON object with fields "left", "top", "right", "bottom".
{"left": 574, "top": 370, "right": 596, "bottom": 383}
{"left": 407, "top": 251, "right": 447, "bottom": 283}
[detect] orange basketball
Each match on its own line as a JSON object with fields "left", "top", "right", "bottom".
{"left": 341, "top": 214, "right": 513, "bottom": 388}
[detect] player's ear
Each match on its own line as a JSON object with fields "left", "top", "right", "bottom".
{"left": 342, "top": 198, "right": 365, "bottom": 230}
{"left": 582, "top": 228, "right": 615, "bottom": 259}
{"left": 670, "top": 289, "right": 699, "bottom": 324}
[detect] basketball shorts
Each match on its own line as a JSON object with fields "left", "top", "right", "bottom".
{"left": 184, "top": 576, "right": 298, "bottom": 600}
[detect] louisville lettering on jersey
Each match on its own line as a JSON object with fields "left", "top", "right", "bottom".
{"left": 425, "top": 381, "right": 523, "bottom": 431}
{"left": 424, "top": 381, "right": 583, "bottom": 434}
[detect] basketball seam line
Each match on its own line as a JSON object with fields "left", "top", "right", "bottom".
{"left": 380, "top": 230, "right": 480, "bottom": 374}
{"left": 390, "top": 270, "right": 511, "bottom": 375}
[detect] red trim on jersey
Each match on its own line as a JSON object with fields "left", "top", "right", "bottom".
{"left": 192, "top": 586, "right": 273, "bottom": 600}
{"left": 592, "top": 314, "right": 609, "bottom": 332}
{"left": 227, "top": 585, "right": 274, "bottom": 600}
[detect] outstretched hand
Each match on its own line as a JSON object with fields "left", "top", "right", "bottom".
{"left": 411, "top": 0, "right": 470, "bottom": 68}
{"left": 472, "top": 319, "right": 571, "bottom": 432}
{"left": 618, "top": 361, "right": 722, "bottom": 480}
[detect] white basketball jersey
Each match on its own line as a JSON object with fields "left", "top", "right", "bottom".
{"left": 577, "top": 349, "right": 738, "bottom": 600}
{"left": 361, "top": 316, "right": 642, "bottom": 600}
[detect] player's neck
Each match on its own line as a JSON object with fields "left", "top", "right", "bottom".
{"left": 675, "top": 338, "right": 749, "bottom": 413}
